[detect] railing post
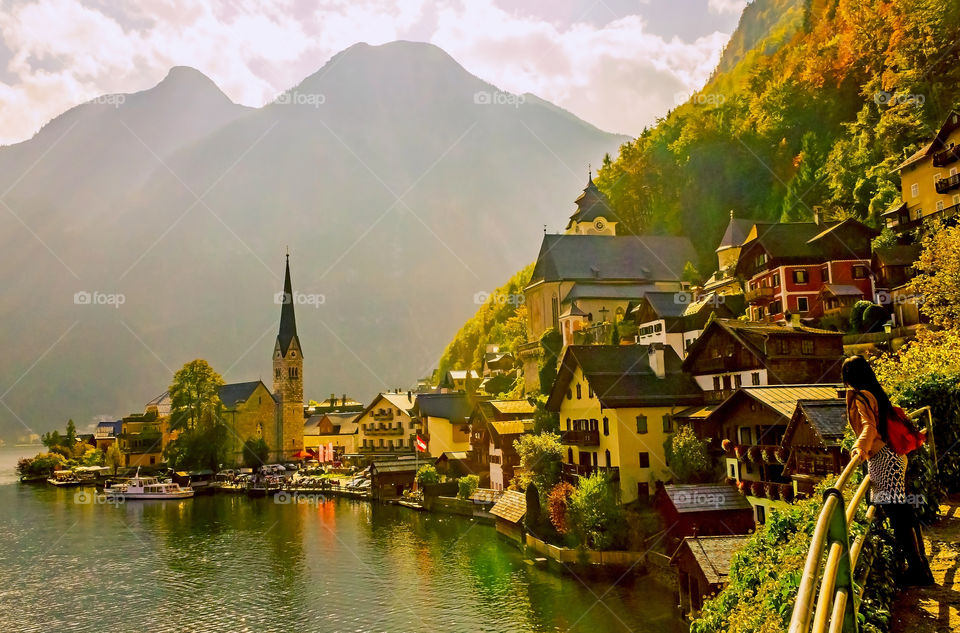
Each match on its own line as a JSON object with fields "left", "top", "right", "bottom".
{"left": 819, "top": 487, "right": 858, "bottom": 633}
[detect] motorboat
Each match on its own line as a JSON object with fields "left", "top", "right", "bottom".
{"left": 104, "top": 469, "right": 194, "bottom": 500}
{"left": 47, "top": 470, "right": 82, "bottom": 487}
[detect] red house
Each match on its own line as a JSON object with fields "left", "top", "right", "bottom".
{"left": 736, "top": 217, "right": 878, "bottom": 324}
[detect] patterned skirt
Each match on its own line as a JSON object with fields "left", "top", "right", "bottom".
{"left": 868, "top": 445, "right": 908, "bottom": 505}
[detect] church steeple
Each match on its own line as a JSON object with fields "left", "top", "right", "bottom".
{"left": 564, "top": 169, "right": 617, "bottom": 235}
{"left": 277, "top": 253, "right": 299, "bottom": 356}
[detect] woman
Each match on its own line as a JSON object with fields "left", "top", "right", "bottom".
{"left": 842, "top": 355, "right": 933, "bottom": 586}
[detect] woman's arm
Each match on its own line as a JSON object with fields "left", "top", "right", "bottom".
{"left": 852, "top": 392, "right": 880, "bottom": 459}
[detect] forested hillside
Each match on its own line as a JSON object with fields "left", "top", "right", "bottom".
{"left": 597, "top": 0, "right": 960, "bottom": 269}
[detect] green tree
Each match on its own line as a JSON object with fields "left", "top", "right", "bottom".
{"left": 532, "top": 396, "right": 559, "bottom": 434}
{"left": 168, "top": 359, "right": 225, "bottom": 431}
{"left": 911, "top": 222, "right": 960, "bottom": 329}
{"left": 523, "top": 482, "right": 543, "bottom": 536}
{"left": 567, "top": 472, "right": 627, "bottom": 551}
{"left": 848, "top": 300, "right": 873, "bottom": 333}
{"left": 65, "top": 419, "right": 77, "bottom": 447}
{"left": 482, "top": 373, "right": 514, "bottom": 397}
{"left": 242, "top": 437, "right": 270, "bottom": 469}
{"left": 457, "top": 475, "right": 479, "bottom": 500}
{"left": 513, "top": 432, "right": 563, "bottom": 498}
{"left": 664, "top": 425, "right": 713, "bottom": 483}
{"left": 105, "top": 442, "right": 123, "bottom": 475}
{"left": 871, "top": 226, "right": 898, "bottom": 251}
{"left": 416, "top": 464, "right": 440, "bottom": 486}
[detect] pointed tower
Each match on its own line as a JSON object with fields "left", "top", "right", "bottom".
{"left": 273, "top": 254, "right": 304, "bottom": 460}
{"left": 564, "top": 169, "right": 617, "bottom": 235}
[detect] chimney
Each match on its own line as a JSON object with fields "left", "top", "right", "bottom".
{"left": 330, "top": 393, "right": 335, "bottom": 406}
{"left": 812, "top": 206, "right": 823, "bottom": 226}
{"left": 407, "top": 390, "right": 412, "bottom": 400}
{"left": 341, "top": 393, "right": 347, "bottom": 406}
{"left": 789, "top": 312, "right": 801, "bottom": 327}
{"left": 648, "top": 343, "right": 666, "bottom": 379}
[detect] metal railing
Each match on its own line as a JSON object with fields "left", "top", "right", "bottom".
{"left": 789, "top": 406, "right": 934, "bottom": 633}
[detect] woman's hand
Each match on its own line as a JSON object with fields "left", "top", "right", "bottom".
{"left": 850, "top": 448, "right": 862, "bottom": 462}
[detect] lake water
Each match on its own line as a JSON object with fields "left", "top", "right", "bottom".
{"left": 0, "top": 448, "right": 684, "bottom": 633}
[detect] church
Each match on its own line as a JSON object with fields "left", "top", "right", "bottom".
{"left": 219, "top": 254, "right": 305, "bottom": 464}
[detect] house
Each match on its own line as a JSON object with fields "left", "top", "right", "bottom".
{"left": 735, "top": 217, "right": 877, "bottom": 323}
{"left": 681, "top": 318, "right": 844, "bottom": 408}
{"left": 369, "top": 459, "right": 419, "bottom": 500}
{"left": 304, "top": 394, "right": 364, "bottom": 417}
{"left": 481, "top": 346, "right": 515, "bottom": 377}
{"left": 218, "top": 380, "right": 277, "bottom": 465}
{"left": 872, "top": 245, "right": 924, "bottom": 328}
{"left": 546, "top": 344, "right": 703, "bottom": 504}
{"left": 490, "top": 489, "right": 527, "bottom": 544}
{"left": 118, "top": 409, "right": 165, "bottom": 467}
{"left": 144, "top": 392, "right": 172, "bottom": 418}
{"left": 434, "top": 451, "right": 481, "bottom": 479}
{"left": 883, "top": 110, "right": 960, "bottom": 231}
{"left": 414, "top": 392, "right": 478, "bottom": 455}
{"left": 702, "top": 212, "right": 762, "bottom": 295}
{"left": 94, "top": 420, "right": 122, "bottom": 451}
{"left": 439, "top": 370, "right": 480, "bottom": 392}
{"left": 671, "top": 535, "right": 750, "bottom": 618}
{"left": 468, "top": 399, "right": 536, "bottom": 491}
{"left": 627, "top": 291, "right": 744, "bottom": 359}
{"left": 705, "top": 385, "right": 842, "bottom": 524}
{"left": 654, "top": 483, "right": 754, "bottom": 547}
{"left": 303, "top": 411, "right": 359, "bottom": 461}
{"left": 356, "top": 391, "right": 418, "bottom": 458}
{"left": 781, "top": 399, "right": 848, "bottom": 497}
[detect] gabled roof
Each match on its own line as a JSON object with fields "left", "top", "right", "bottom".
{"left": 819, "top": 284, "right": 864, "bottom": 298}
{"left": 706, "top": 385, "right": 842, "bottom": 423}
{"left": 490, "top": 489, "right": 526, "bottom": 523}
{"left": 528, "top": 234, "right": 697, "bottom": 286}
{"left": 561, "top": 282, "right": 657, "bottom": 303}
{"left": 781, "top": 399, "right": 847, "bottom": 448}
{"left": 414, "top": 392, "right": 476, "bottom": 423}
{"left": 304, "top": 412, "right": 359, "bottom": 435}
{"left": 895, "top": 110, "right": 960, "bottom": 171}
{"left": 489, "top": 420, "right": 534, "bottom": 438}
{"left": 873, "top": 244, "right": 921, "bottom": 267}
{"left": 662, "top": 484, "right": 752, "bottom": 513}
{"left": 219, "top": 381, "right": 274, "bottom": 409}
{"left": 546, "top": 344, "right": 702, "bottom": 411}
{"left": 379, "top": 391, "right": 417, "bottom": 412}
{"left": 672, "top": 535, "right": 750, "bottom": 585}
{"left": 370, "top": 460, "right": 420, "bottom": 474}
{"left": 631, "top": 291, "right": 690, "bottom": 320}
{"left": 735, "top": 219, "right": 876, "bottom": 276}
{"left": 717, "top": 215, "right": 761, "bottom": 251}
{"left": 488, "top": 400, "right": 536, "bottom": 416}
{"left": 446, "top": 369, "right": 480, "bottom": 381}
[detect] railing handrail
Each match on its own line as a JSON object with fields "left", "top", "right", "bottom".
{"left": 789, "top": 405, "right": 936, "bottom": 633}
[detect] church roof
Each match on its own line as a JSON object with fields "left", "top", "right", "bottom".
{"left": 716, "top": 214, "right": 761, "bottom": 251}
{"left": 277, "top": 254, "right": 300, "bottom": 356}
{"left": 566, "top": 174, "right": 617, "bottom": 228}
{"left": 528, "top": 234, "right": 697, "bottom": 286}
{"left": 219, "top": 381, "right": 274, "bottom": 409}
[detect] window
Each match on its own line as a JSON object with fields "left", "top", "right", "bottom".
{"left": 953, "top": 194, "right": 960, "bottom": 205}
{"left": 275, "top": 368, "right": 281, "bottom": 379}
{"left": 568, "top": 448, "right": 574, "bottom": 463}
{"left": 288, "top": 367, "right": 298, "bottom": 379}
{"left": 637, "top": 483, "right": 650, "bottom": 503}
{"left": 566, "top": 418, "right": 571, "bottom": 430}
{"left": 740, "top": 427, "right": 752, "bottom": 445}
{"left": 772, "top": 273, "right": 780, "bottom": 287}
{"left": 729, "top": 463, "right": 737, "bottom": 479}
{"left": 935, "top": 172, "right": 942, "bottom": 184}
{"left": 756, "top": 505, "right": 767, "bottom": 525}
{"left": 576, "top": 384, "right": 582, "bottom": 400}
{"left": 734, "top": 374, "right": 742, "bottom": 388}
{"left": 797, "top": 296, "right": 809, "bottom": 312}
{"left": 911, "top": 183, "right": 920, "bottom": 198}
{"left": 638, "top": 452, "right": 650, "bottom": 468}
{"left": 713, "top": 376, "right": 721, "bottom": 391}
{"left": 636, "top": 415, "right": 648, "bottom": 434}
{"left": 592, "top": 452, "right": 598, "bottom": 466}
{"left": 751, "top": 372, "right": 761, "bottom": 386}
{"left": 792, "top": 269, "right": 809, "bottom": 284}
{"left": 770, "top": 300, "right": 782, "bottom": 315}
{"left": 605, "top": 449, "right": 611, "bottom": 467}
{"left": 937, "top": 200, "right": 945, "bottom": 212}
{"left": 802, "top": 340, "right": 814, "bottom": 355}
{"left": 662, "top": 414, "right": 672, "bottom": 433}
{"left": 853, "top": 265, "right": 868, "bottom": 279}
{"left": 551, "top": 294, "right": 560, "bottom": 329}
{"left": 602, "top": 417, "right": 609, "bottom": 436}
{"left": 588, "top": 384, "right": 594, "bottom": 398}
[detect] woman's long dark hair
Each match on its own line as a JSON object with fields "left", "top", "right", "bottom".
{"left": 841, "top": 355, "right": 895, "bottom": 442}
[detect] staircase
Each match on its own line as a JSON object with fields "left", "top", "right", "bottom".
{"left": 892, "top": 495, "right": 960, "bottom": 632}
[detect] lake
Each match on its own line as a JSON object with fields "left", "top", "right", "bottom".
{"left": 0, "top": 448, "right": 684, "bottom": 633}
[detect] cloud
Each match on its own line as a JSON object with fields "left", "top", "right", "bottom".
{"left": 0, "top": 0, "right": 732, "bottom": 144}
{"left": 708, "top": 0, "right": 749, "bottom": 14}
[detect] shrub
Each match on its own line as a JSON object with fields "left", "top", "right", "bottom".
{"left": 512, "top": 432, "right": 563, "bottom": 497}
{"left": 664, "top": 425, "right": 713, "bottom": 483}
{"left": 457, "top": 475, "right": 479, "bottom": 500}
{"left": 416, "top": 464, "right": 440, "bottom": 486}
{"left": 546, "top": 481, "right": 575, "bottom": 534}
{"left": 567, "top": 472, "right": 627, "bottom": 551}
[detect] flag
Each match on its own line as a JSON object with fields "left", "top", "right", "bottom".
{"left": 415, "top": 435, "right": 427, "bottom": 452}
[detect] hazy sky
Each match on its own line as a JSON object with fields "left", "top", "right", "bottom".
{"left": 0, "top": 0, "right": 746, "bottom": 145}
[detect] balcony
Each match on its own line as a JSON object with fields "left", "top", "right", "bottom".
{"left": 560, "top": 429, "right": 600, "bottom": 446}
{"left": 933, "top": 145, "right": 960, "bottom": 167}
{"left": 372, "top": 411, "right": 395, "bottom": 421}
{"left": 935, "top": 173, "right": 960, "bottom": 194}
{"left": 562, "top": 463, "right": 619, "bottom": 481}
{"left": 704, "top": 389, "right": 736, "bottom": 405}
{"left": 364, "top": 423, "right": 405, "bottom": 435}
{"left": 745, "top": 286, "right": 775, "bottom": 305}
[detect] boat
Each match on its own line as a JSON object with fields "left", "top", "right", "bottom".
{"left": 104, "top": 469, "right": 194, "bottom": 500}
{"left": 47, "top": 470, "right": 82, "bottom": 487}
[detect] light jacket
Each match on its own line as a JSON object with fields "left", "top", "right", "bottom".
{"left": 846, "top": 388, "right": 886, "bottom": 460}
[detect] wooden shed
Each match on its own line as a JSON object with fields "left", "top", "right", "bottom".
{"left": 489, "top": 489, "right": 526, "bottom": 544}
{"left": 369, "top": 460, "right": 419, "bottom": 500}
{"left": 654, "top": 483, "right": 754, "bottom": 548}
{"left": 671, "top": 535, "right": 750, "bottom": 618}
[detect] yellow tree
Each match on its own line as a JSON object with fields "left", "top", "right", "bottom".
{"left": 911, "top": 222, "right": 960, "bottom": 329}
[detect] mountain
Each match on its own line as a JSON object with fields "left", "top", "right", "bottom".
{"left": 596, "top": 0, "right": 960, "bottom": 272}
{"left": 0, "top": 41, "right": 627, "bottom": 436}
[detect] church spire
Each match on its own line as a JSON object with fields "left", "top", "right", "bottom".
{"left": 277, "top": 253, "right": 299, "bottom": 356}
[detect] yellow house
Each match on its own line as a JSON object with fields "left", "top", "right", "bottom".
{"left": 356, "top": 391, "right": 418, "bottom": 458}
{"left": 304, "top": 411, "right": 359, "bottom": 459}
{"left": 118, "top": 411, "right": 166, "bottom": 467}
{"left": 218, "top": 380, "right": 278, "bottom": 466}
{"left": 885, "top": 110, "right": 960, "bottom": 230}
{"left": 413, "top": 392, "right": 478, "bottom": 456}
{"left": 546, "top": 344, "right": 703, "bottom": 504}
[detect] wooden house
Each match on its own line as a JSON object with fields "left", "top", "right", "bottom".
{"left": 490, "top": 489, "right": 526, "bottom": 544}
{"left": 671, "top": 534, "right": 750, "bottom": 619}
{"left": 654, "top": 484, "right": 754, "bottom": 548}
{"left": 781, "top": 399, "right": 848, "bottom": 497}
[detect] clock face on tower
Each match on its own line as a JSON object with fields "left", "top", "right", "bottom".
{"left": 594, "top": 219, "right": 606, "bottom": 231}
